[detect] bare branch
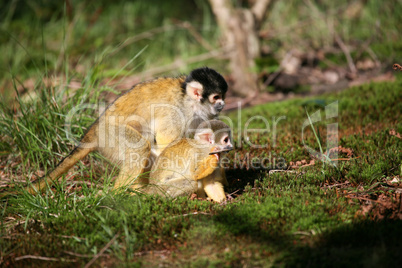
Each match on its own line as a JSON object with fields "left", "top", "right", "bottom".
{"left": 251, "top": 0, "right": 273, "bottom": 25}
{"left": 15, "top": 255, "right": 59, "bottom": 261}
{"left": 180, "top": 21, "right": 215, "bottom": 51}
{"left": 209, "top": 0, "right": 261, "bottom": 97}
{"left": 334, "top": 33, "right": 357, "bottom": 74}
{"left": 110, "top": 21, "right": 215, "bottom": 57}
{"left": 135, "top": 49, "right": 227, "bottom": 80}
{"left": 15, "top": 255, "right": 76, "bottom": 262}
{"left": 208, "top": 0, "right": 232, "bottom": 30}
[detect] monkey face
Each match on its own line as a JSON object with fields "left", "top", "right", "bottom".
{"left": 219, "top": 132, "right": 233, "bottom": 150}
{"left": 195, "top": 120, "right": 233, "bottom": 154}
{"left": 211, "top": 131, "right": 233, "bottom": 153}
{"left": 208, "top": 93, "right": 225, "bottom": 113}
{"left": 184, "top": 67, "right": 228, "bottom": 117}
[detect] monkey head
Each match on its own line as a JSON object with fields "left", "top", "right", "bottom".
{"left": 183, "top": 67, "right": 228, "bottom": 117}
{"left": 195, "top": 120, "right": 233, "bottom": 154}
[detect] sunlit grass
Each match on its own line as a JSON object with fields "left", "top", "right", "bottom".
{"left": 1, "top": 74, "right": 401, "bottom": 266}
{"left": 1, "top": 0, "right": 402, "bottom": 266}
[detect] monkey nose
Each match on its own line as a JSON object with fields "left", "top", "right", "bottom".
{"left": 215, "top": 102, "right": 225, "bottom": 111}
{"left": 224, "top": 145, "right": 233, "bottom": 151}
{"left": 209, "top": 145, "right": 233, "bottom": 155}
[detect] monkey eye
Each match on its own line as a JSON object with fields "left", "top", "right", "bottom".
{"left": 210, "top": 94, "right": 222, "bottom": 103}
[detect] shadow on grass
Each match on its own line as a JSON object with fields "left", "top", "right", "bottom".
{"left": 215, "top": 206, "right": 285, "bottom": 240}
{"left": 225, "top": 168, "right": 269, "bottom": 196}
{"left": 277, "top": 219, "right": 402, "bottom": 267}
{"left": 216, "top": 169, "right": 402, "bottom": 267}
{"left": 214, "top": 206, "right": 402, "bottom": 267}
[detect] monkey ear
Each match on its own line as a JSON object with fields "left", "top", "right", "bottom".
{"left": 186, "top": 81, "right": 203, "bottom": 101}
{"left": 194, "top": 129, "right": 214, "bottom": 144}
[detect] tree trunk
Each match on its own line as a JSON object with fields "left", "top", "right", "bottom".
{"left": 209, "top": 0, "right": 272, "bottom": 97}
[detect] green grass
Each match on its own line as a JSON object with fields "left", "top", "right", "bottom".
{"left": 2, "top": 1, "right": 401, "bottom": 99}
{"left": 1, "top": 76, "right": 401, "bottom": 266}
{"left": 1, "top": 1, "right": 402, "bottom": 266}
{"left": 0, "top": 0, "right": 222, "bottom": 102}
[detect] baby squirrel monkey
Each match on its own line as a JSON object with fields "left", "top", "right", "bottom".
{"left": 146, "top": 120, "right": 233, "bottom": 202}
{"left": 25, "top": 67, "right": 228, "bottom": 195}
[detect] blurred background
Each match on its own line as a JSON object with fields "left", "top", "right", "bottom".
{"left": 1, "top": 0, "right": 401, "bottom": 104}
{"left": 1, "top": 3, "right": 402, "bottom": 265}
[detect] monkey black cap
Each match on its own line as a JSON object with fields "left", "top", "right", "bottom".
{"left": 185, "top": 67, "right": 228, "bottom": 100}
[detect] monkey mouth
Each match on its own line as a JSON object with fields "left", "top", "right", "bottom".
{"left": 209, "top": 145, "right": 233, "bottom": 155}
{"left": 209, "top": 149, "right": 231, "bottom": 156}
{"left": 213, "top": 152, "right": 221, "bottom": 161}
{"left": 209, "top": 150, "right": 230, "bottom": 161}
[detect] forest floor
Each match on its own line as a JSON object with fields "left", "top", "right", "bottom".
{"left": 1, "top": 76, "right": 401, "bottom": 267}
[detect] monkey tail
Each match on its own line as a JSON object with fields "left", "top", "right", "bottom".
{"left": 0, "top": 145, "right": 95, "bottom": 199}
{"left": 26, "top": 125, "right": 99, "bottom": 195}
{"left": 0, "top": 126, "right": 99, "bottom": 199}
{"left": 26, "top": 145, "right": 95, "bottom": 195}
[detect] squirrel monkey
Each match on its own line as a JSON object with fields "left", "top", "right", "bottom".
{"left": 147, "top": 120, "right": 233, "bottom": 202}
{"left": 25, "top": 67, "right": 228, "bottom": 194}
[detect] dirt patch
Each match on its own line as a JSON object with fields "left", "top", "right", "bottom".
{"left": 353, "top": 192, "right": 402, "bottom": 220}
{"left": 344, "top": 177, "right": 402, "bottom": 220}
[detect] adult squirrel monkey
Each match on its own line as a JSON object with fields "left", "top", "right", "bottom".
{"left": 25, "top": 67, "right": 228, "bottom": 194}
{"left": 147, "top": 120, "right": 233, "bottom": 202}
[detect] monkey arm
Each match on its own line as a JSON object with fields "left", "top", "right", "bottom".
{"left": 193, "top": 154, "right": 219, "bottom": 181}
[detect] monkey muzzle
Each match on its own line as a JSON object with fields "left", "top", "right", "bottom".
{"left": 209, "top": 145, "right": 233, "bottom": 161}
{"left": 209, "top": 144, "right": 233, "bottom": 155}
{"left": 214, "top": 101, "right": 225, "bottom": 112}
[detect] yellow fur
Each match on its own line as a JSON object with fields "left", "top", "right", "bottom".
{"left": 23, "top": 69, "right": 227, "bottom": 195}
{"left": 146, "top": 120, "right": 232, "bottom": 202}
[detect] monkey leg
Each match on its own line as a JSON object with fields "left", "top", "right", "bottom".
{"left": 148, "top": 175, "right": 197, "bottom": 198}
{"left": 219, "top": 167, "right": 229, "bottom": 186}
{"left": 108, "top": 125, "right": 151, "bottom": 191}
{"left": 196, "top": 181, "right": 207, "bottom": 199}
{"left": 201, "top": 169, "right": 226, "bottom": 202}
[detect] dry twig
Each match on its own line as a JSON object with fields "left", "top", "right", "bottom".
{"left": 63, "top": 251, "right": 106, "bottom": 258}
{"left": 334, "top": 33, "right": 357, "bottom": 74}
{"left": 84, "top": 234, "right": 118, "bottom": 268}
{"left": 133, "top": 250, "right": 170, "bottom": 257}
{"left": 136, "top": 49, "right": 227, "bottom": 79}
{"left": 345, "top": 195, "right": 386, "bottom": 205}
{"left": 15, "top": 255, "right": 76, "bottom": 262}
{"left": 169, "top": 211, "right": 213, "bottom": 219}
{"left": 323, "top": 181, "right": 351, "bottom": 189}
